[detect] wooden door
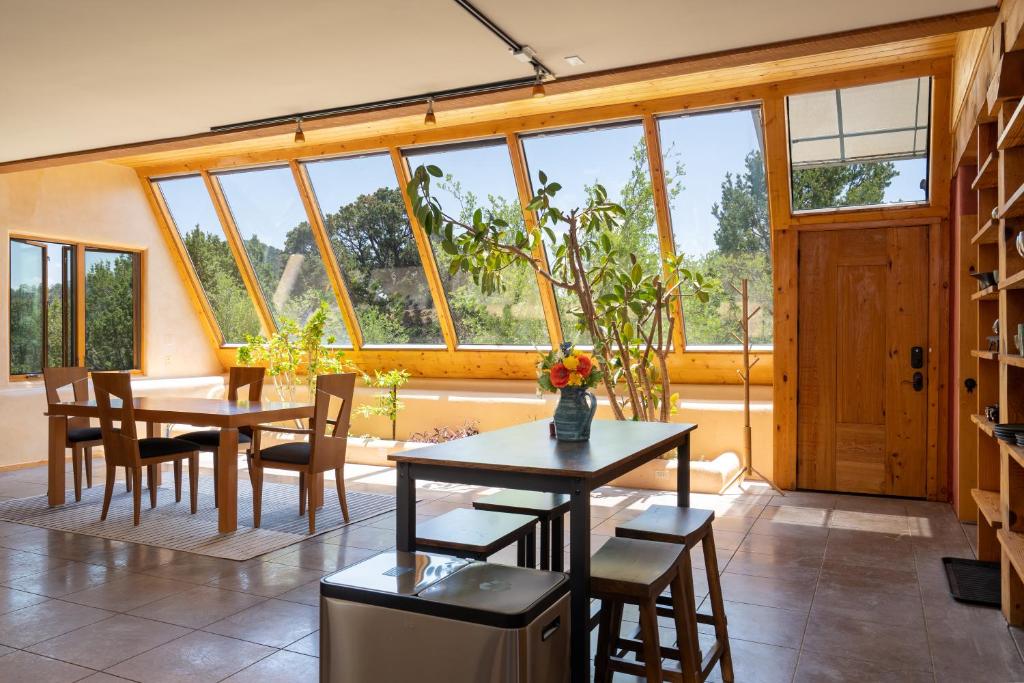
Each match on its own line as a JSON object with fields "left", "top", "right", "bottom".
{"left": 797, "top": 226, "right": 929, "bottom": 496}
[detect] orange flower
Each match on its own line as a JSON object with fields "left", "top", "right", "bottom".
{"left": 550, "top": 363, "right": 570, "bottom": 388}
{"left": 575, "top": 354, "right": 593, "bottom": 377}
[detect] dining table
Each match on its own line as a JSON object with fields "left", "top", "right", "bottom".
{"left": 388, "top": 418, "right": 697, "bottom": 683}
{"left": 46, "top": 396, "right": 314, "bottom": 533}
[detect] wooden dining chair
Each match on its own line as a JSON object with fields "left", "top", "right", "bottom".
{"left": 178, "top": 366, "right": 265, "bottom": 506}
{"left": 43, "top": 366, "right": 126, "bottom": 501}
{"left": 249, "top": 373, "right": 355, "bottom": 534}
{"left": 92, "top": 372, "right": 201, "bottom": 526}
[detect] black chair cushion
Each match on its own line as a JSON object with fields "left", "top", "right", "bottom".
{"left": 178, "top": 429, "right": 252, "bottom": 449}
{"left": 138, "top": 438, "right": 198, "bottom": 459}
{"left": 67, "top": 427, "right": 102, "bottom": 443}
{"left": 258, "top": 442, "right": 311, "bottom": 465}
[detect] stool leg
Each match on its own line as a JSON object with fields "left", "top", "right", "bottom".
{"left": 516, "top": 536, "right": 527, "bottom": 567}
{"left": 539, "top": 520, "right": 551, "bottom": 571}
{"left": 638, "top": 599, "right": 664, "bottom": 682}
{"left": 551, "top": 514, "right": 564, "bottom": 572}
{"left": 594, "top": 599, "right": 613, "bottom": 683}
{"left": 703, "top": 530, "right": 733, "bottom": 682}
{"left": 526, "top": 528, "right": 537, "bottom": 568}
{"left": 671, "top": 559, "right": 702, "bottom": 683}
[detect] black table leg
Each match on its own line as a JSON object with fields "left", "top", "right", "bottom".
{"left": 552, "top": 514, "right": 565, "bottom": 572}
{"left": 539, "top": 520, "right": 551, "bottom": 571}
{"left": 677, "top": 433, "right": 691, "bottom": 508}
{"left": 396, "top": 462, "right": 416, "bottom": 552}
{"left": 569, "top": 477, "right": 591, "bottom": 683}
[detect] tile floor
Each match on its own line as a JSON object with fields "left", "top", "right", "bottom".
{"left": 0, "top": 460, "right": 1019, "bottom": 682}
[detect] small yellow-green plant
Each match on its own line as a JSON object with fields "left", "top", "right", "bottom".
{"left": 357, "top": 369, "right": 411, "bottom": 441}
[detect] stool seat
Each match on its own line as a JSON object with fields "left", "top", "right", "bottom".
{"left": 591, "top": 537, "right": 686, "bottom": 599}
{"left": 473, "top": 490, "right": 570, "bottom": 518}
{"left": 616, "top": 505, "right": 714, "bottom": 549}
{"left": 416, "top": 508, "right": 537, "bottom": 559}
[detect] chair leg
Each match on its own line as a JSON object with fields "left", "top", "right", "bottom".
{"left": 148, "top": 464, "right": 158, "bottom": 508}
{"left": 188, "top": 454, "right": 198, "bottom": 514}
{"left": 594, "top": 600, "right": 613, "bottom": 683}
{"left": 307, "top": 478, "right": 316, "bottom": 534}
{"left": 539, "top": 519, "right": 551, "bottom": 571}
{"left": 671, "top": 562, "right": 702, "bottom": 683}
{"left": 334, "top": 469, "right": 349, "bottom": 522}
{"left": 213, "top": 451, "right": 220, "bottom": 508}
{"left": 298, "top": 472, "right": 307, "bottom": 517}
{"left": 71, "top": 446, "right": 82, "bottom": 502}
{"left": 100, "top": 466, "right": 116, "bottom": 521}
{"left": 125, "top": 470, "right": 132, "bottom": 492}
{"left": 252, "top": 465, "right": 263, "bottom": 528}
{"left": 637, "top": 600, "right": 664, "bottom": 683}
{"left": 173, "top": 460, "right": 183, "bottom": 503}
{"left": 84, "top": 447, "right": 93, "bottom": 489}
{"left": 132, "top": 468, "right": 143, "bottom": 526}
{"left": 551, "top": 514, "right": 565, "bottom": 572}
{"left": 703, "top": 530, "right": 733, "bottom": 682}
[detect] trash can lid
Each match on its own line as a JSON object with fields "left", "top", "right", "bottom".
{"left": 321, "top": 551, "right": 468, "bottom": 597}
{"left": 417, "top": 562, "right": 568, "bottom": 627}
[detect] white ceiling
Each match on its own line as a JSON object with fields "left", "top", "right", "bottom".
{"left": 0, "top": 0, "right": 992, "bottom": 163}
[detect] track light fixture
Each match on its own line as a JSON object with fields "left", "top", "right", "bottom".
{"left": 293, "top": 118, "right": 305, "bottom": 143}
{"left": 424, "top": 98, "right": 437, "bottom": 126}
{"left": 531, "top": 64, "right": 546, "bottom": 98}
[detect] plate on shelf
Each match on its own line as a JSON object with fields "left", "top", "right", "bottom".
{"left": 1016, "top": 432, "right": 1024, "bottom": 447}
{"left": 971, "top": 270, "right": 999, "bottom": 289}
{"left": 993, "top": 424, "right": 1024, "bottom": 443}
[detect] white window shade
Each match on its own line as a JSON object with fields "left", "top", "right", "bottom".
{"left": 788, "top": 77, "right": 930, "bottom": 169}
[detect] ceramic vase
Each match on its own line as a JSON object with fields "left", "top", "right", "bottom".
{"left": 553, "top": 387, "right": 597, "bottom": 442}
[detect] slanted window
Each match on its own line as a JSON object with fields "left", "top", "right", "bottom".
{"left": 215, "top": 166, "right": 349, "bottom": 345}
{"left": 403, "top": 140, "right": 549, "bottom": 347}
{"left": 155, "top": 175, "right": 262, "bottom": 344}
{"left": 84, "top": 248, "right": 140, "bottom": 371}
{"left": 520, "top": 122, "right": 662, "bottom": 344}
{"left": 787, "top": 77, "right": 931, "bottom": 212}
{"left": 303, "top": 154, "right": 444, "bottom": 346}
{"left": 9, "top": 239, "right": 75, "bottom": 375}
{"left": 657, "top": 106, "right": 773, "bottom": 347}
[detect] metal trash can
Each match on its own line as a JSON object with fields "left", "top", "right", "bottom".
{"left": 320, "top": 550, "right": 570, "bottom": 682}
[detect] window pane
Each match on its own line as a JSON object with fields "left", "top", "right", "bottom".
{"left": 156, "top": 175, "right": 262, "bottom": 344}
{"left": 9, "top": 240, "right": 45, "bottom": 374}
{"left": 303, "top": 154, "right": 443, "bottom": 345}
{"left": 657, "top": 107, "right": 773, "bottom": 346}
{"left": 521, "top": 122, "right": 662, "bottom": 344}
{"left": 85, "top": 249, "right": 137, "bottom": 371}
{"left": 788, "top": 77, "right": 930, "bottom": 211}
{"left": 404, "top": 140, "right": 549, "bottom": 346}
{"left": 216, "top": 166, "right": 349, "bottom": 344}
{"left": 47, "top": 244, "right": 75, "bottom": 367}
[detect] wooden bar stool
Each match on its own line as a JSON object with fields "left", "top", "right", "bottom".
{"left": 615, "top": 505, "right": 733, "bottom": 683}
{"left": 415, "top": 508, "right": 538, "bottom": 566}
{"left": 473, "top": 490, "right": 569, "bottom": 570}
{"left": 590, "top": 536, "right": 702, "bottom": 683}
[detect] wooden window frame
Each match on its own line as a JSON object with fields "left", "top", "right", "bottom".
{"left": 137, "top": 57, "right": 952, "bottom": 386}
{"left": 8, "top": 234, "right": 145, "bottom": 380}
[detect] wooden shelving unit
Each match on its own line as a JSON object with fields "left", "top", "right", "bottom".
{"left": 1002, "top": 181, "right": 1024, "bottom": 218}
{"left": 972, "top": 413, "right": 996, "bottom": 437}
{"left": 972, "top": 217, "right": 998, "bottom": 245}
{"left": 1003, "top": 268, "right": 1024, "bottom": 290}
{"left": 1000, "top": 98, "right": 1024, "bottom": 150}
{"left": 1006, "top": 354, "right": 1024, "bottom": 368}
{"left": 973, "top": 488, "right": 1003, "bottom": 527}
{"left": 972, "top": 285, "right": 1000, "bottom": 301}
{"left": 975, "top": 152, "right": 999, "bottom": 189}
{"left": 972, "top": 349, "right": 999, "bottom": 360}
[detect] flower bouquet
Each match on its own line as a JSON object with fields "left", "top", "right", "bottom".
{"left": 539, "top": 343, "right": 602, "bottom": 441}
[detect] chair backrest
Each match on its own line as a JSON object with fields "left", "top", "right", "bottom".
{"left": 227, "top": 366, "right": 265, "bottom": 402}
{"left": 91, "top": 372, "right": 140, "bottom": 468}
{"left": 42, "top": 367, "right": 91, "bottom": 435}
{"left": 310, "top": 373, "right": 356, "bottom": 474}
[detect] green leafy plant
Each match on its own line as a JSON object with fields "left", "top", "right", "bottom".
{"left": 406, "top": 165, "right": 709, "bottom": 422}
{"left": 237, "top": 301, "right": 355, "bottom": 406}
{"left": 410, "top": 421, "right": 480, "bottom": 444}
{"left": 356, "top": 368, "right": 411, "bottom": 440}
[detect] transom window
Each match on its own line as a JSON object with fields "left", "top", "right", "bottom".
{"left": 787, "top": 77, "right": 931, "bottom": 212}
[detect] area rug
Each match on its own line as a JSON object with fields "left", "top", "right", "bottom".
{"left": 0, "top": 479, "right": 396, "bottom": 561}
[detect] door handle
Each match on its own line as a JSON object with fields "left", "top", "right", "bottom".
{"left": 903, "top": 372, "right": 924, "bottom": 392}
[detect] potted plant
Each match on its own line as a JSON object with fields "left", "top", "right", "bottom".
{"left": 406, "top": 166, "right": 709, "bottom": 423}
{"left": 538, "top": 343, "right": 602, "bottom": 440}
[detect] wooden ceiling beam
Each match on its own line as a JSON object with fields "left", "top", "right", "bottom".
{"left": 0, "top": 8, "right": 993, "bottom": 175}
